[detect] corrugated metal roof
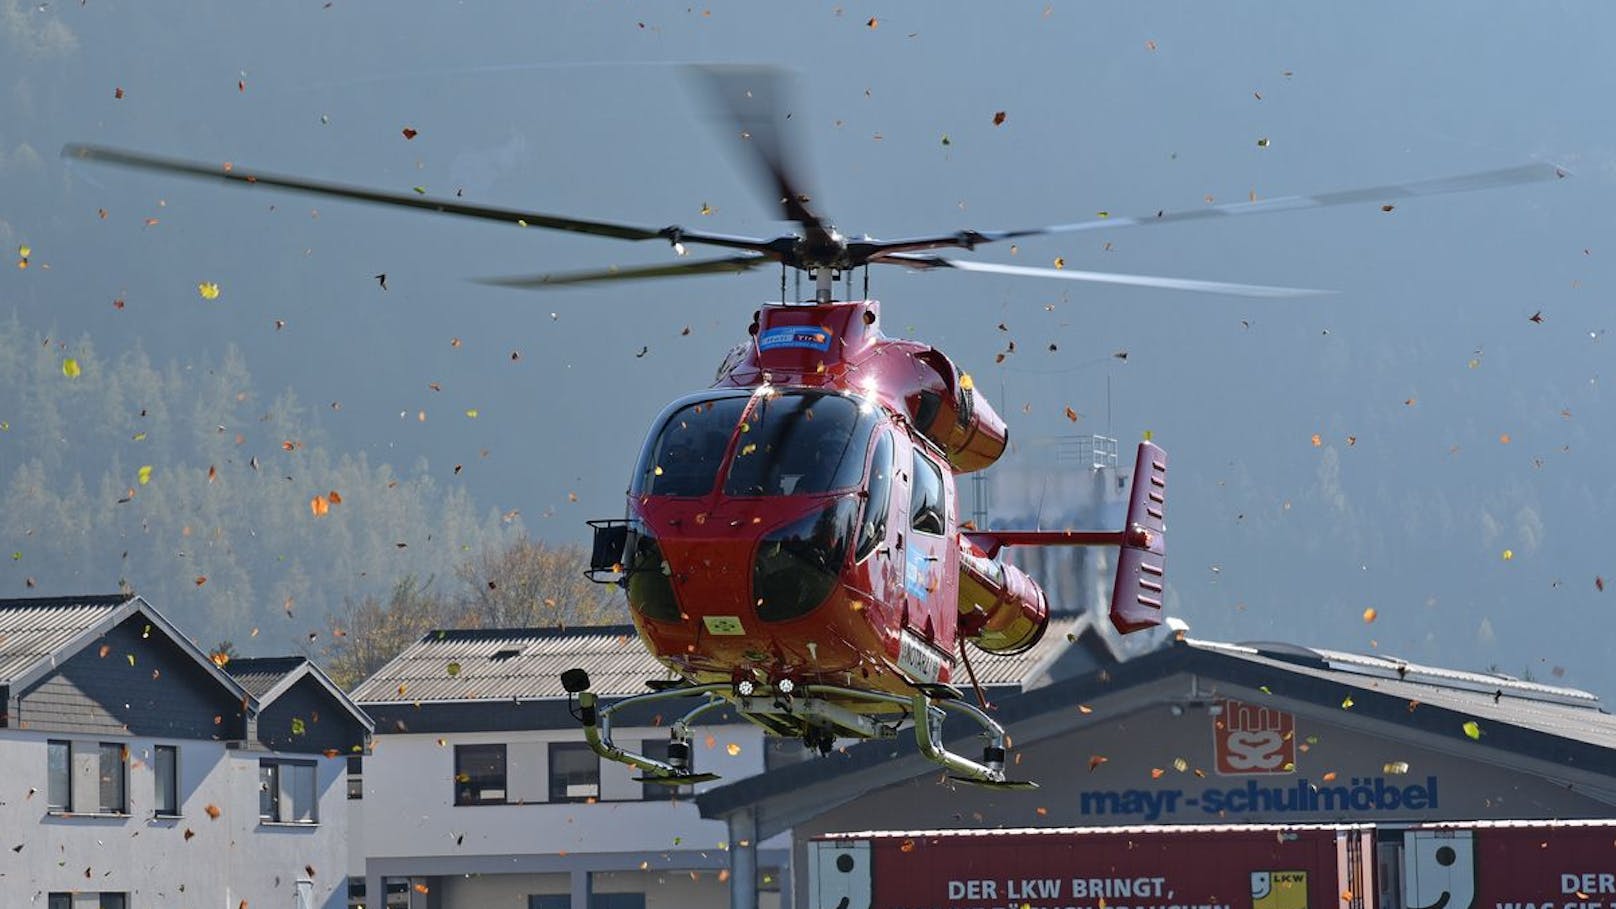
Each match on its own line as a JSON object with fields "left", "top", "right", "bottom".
{"left": 352, "top": 617, "right": 1094, "bottom": 706}
{"left": 951, "top": 614, "right": 1088, "bottom": 687}
{"left": 1191, "top": 638, "right": 1616, "bottom": 749}
{"left": 0, "top": 594, "right": 133, "bottom": 684}
{"left": 351, "top": 625, "right": 669, "bottom": 703}
{"left": 226, "top": 656, "right": 308, "bottom": 699}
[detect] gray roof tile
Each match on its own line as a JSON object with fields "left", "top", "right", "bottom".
{"left": 0, "top": 594, "right": 133, "bottom": 684}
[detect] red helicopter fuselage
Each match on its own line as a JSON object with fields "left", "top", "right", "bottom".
{"left": 608, "top": 299, "right": 1052, "bottom": 706}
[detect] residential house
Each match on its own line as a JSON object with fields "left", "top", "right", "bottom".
{"left": 0, "top": 594, "right": 370, "bottom": 909}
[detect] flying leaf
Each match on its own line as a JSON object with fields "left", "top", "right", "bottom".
{"left": 1087, "top": 754, "right": 1109, "bottom": 772}
{"left": 1462, "top": 720, "right": 1482, "bottom": 740}
{"left": 198, "top": 282, "right": 221, "bottom": 300}
{"left": 310, "top": 496, "right": 329, "bottom": 517}
{"left": 291, "top": 717, "right": 306, "bottom": 736}
{"left": 1341, "top": 695, "right": 1354, "bottom": 709}
{"left": 401, "top": 127, "right": 419, "bottom": 140}
{"left": 204, "top": 803, "right": 222, "bottom": 820}
{"left": 992, "top": 110, "right": 1007, "bottom": 126}
{"left": 137, "top": 465, "right": 154, "bottom": 485}
{"left": 1383, "top": 761, "right": 1410, "bottom": 774}
{"left": 1064, "top": 406, "right": 1079, "bottom": 422}
{"left": 1502, "top": 549, "right": 1514, "bottom": 561}
{"left": 1053, "top": 257, "right": 1065, "bottom": 269}
{"left": 465, "top": 409, "right": 479, "bottom": 419}
{"left": 61, "top": 358, "right": 81, "bottom": 378}
{"left": 1257, "top": 137, "right": 1271, "bottom": 148}
{"left": 1362, "top": 607, "right": 1377, "bottom": 623}
{"left": 725, "top": 742, "right": 741, "bottom": 756}
{"left": 1311, "top": 433, "right": 1322, "bottom": 447}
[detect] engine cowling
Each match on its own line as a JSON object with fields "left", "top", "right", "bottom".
{"left": 956, "top": 543, "right": 1049, "bottom": 655}
{"left": 907, "top": 348, "right": 1009, "bottom": 474}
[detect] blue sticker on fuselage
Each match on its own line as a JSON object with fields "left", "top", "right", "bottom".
{"left": 758, "top": 325, "right": 834, "bottom": 352}
{"left": 904, "top": 546, "right": 932, "bottom": 598}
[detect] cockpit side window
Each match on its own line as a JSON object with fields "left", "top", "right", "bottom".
{"left": 636, "top": 397, "right": 748, "bottom": 496}
{"left": 855, "top": 430, "right": 894, "bottom": 561}
{"left": 725, "top": 392, "right": 875, "bottom": 497}
{"left": 909, "top": 449, "right": 947, "bottom": 536}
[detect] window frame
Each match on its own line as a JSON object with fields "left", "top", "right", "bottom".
{"left": 97, "top": 742, "right": 127, "bottom": 814}
{"left": 46, "top": 740, "right": 71, "bottom": 812}
{"left": 909, "top": 448, "right": 948, "bottom": 536}
{"left": 154, "top": 744, "right": 180, "bottom": 817}
{"left": 346, "top": 754, "right": 363, "bottom": 800}
{"left": 259, "top": 758, "right": 319, "bottom": 825}
{"left": 547, "top": 741, "right": 600, "bottom": 804}
{"left": 453, "top": 743, "right": 508, "bottom": 806}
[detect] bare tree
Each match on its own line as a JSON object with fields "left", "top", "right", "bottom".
{"left": 323, "top": 575, "right": 450, "bottom": 690}
{"left": 454, "top": 534, "right": 626, "bottom": 629}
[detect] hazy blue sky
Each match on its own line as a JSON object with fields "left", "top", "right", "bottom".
{"left": 4, "top": 3, "right": 1614, "bottom": 692}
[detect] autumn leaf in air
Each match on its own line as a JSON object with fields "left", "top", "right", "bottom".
{"left": 866, "top": 16, "right": 878, "bottom": 28}
{"left": 1064, "top": 406, "right": 1079, "bottom": 422}
{"left": 198, "top": 282, "right": 221, "bottom": 300}
{"left": 1462, "top": 720, "right": 1483, "bottom": 740}
{"left": 401, "top": 127, "right": 419, "bottom": 140}
{"left": 204, "top": 803, "right": 222, "bottom": 819}
{"left": 1088, "top": 754, "right": 1109, "bottom": 772}
{"left": 61, "top": 358, "right": 81, "bottom": 378}
{"left": 137, "top": 465, "right": 154, "bottom": 485}
{"left": 992, "top": 111, "right": 1007, "bottom": 126}
{"left": 311, "top": 496, "right": 330, "bottom": 517}
{"left": 1362, "top": 607, "right": 1377, "bottom": 623}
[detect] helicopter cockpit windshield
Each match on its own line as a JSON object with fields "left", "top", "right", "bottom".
{"left": 634, "top": 390, "right": 877, "bottom": 498}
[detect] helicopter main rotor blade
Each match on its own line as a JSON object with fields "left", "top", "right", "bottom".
{"left": 883, "top": 253, "right": 1331, "bottom": 298}
{"left": 62, "top": 142, "right": 784, "bottom": 256}
{"left": 851, "top": 162, "right": 1569, "bottom": 260}
{"left": 695, "top": 66, "right": 838, "bottom": 250}
{"left": 477, "top": 254, "right": 770, "bottom": 289}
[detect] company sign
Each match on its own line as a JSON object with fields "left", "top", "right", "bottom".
{"left": 1214, "top": 698, "right": 1295, "bottom": 775}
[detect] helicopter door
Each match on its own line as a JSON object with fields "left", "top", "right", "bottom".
{"left": 898, "top": 446, "right": 956, "bottom": 684}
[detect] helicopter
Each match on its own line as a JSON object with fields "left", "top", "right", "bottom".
{"left": 64, "top": 67, "right": 1565, "bottom": 789}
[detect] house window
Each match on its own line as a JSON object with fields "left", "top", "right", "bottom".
{"left": 154, "top": 745, "right": 179, "bottom": 816}
{"left": 453, "top": 744, "right": 507, "bottom": 805}
{"left": 592, "top": 894, "right": 646, "bottom": 909}
{"left": 100, "top": 894, "right": 128, "bottom": 909}
{"left": 48, "top": 894, "right": 71, "bottom": 909}
{"left": 346, "top": 754, "right": 363, "bottom": 800}
{"left": 260, "top": 759, "right": 318, "bottom": 824}
{"left": 47, "top": 741, "right": 71, "bottom": 811}
{"left": 98, "top": 743, "right": 127, "bottom": 813}
{"left": 548, "top": 742, "right": 599, "bottom": 803}
{"left": 640, "top": 739, "right": 692, "bottom": 801}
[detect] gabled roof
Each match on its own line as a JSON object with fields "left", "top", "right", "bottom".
{"left": 350, "top": 625, "right": 667, "bottom": 704}
{"left": 697, "top": 634, "right": 1616, "bottom": 833}
{"left": 0, "top": 593, "right": 255, "bottom": 707}
{"left": 351, "top": 616, "right": 1114, "bottom": 708}
{"left": 228, "top": 656, "right": 374, "bottom": 733}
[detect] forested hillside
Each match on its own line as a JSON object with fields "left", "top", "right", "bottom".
{"left": 0, "top": 315, "right": 624, "bottom": 664}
